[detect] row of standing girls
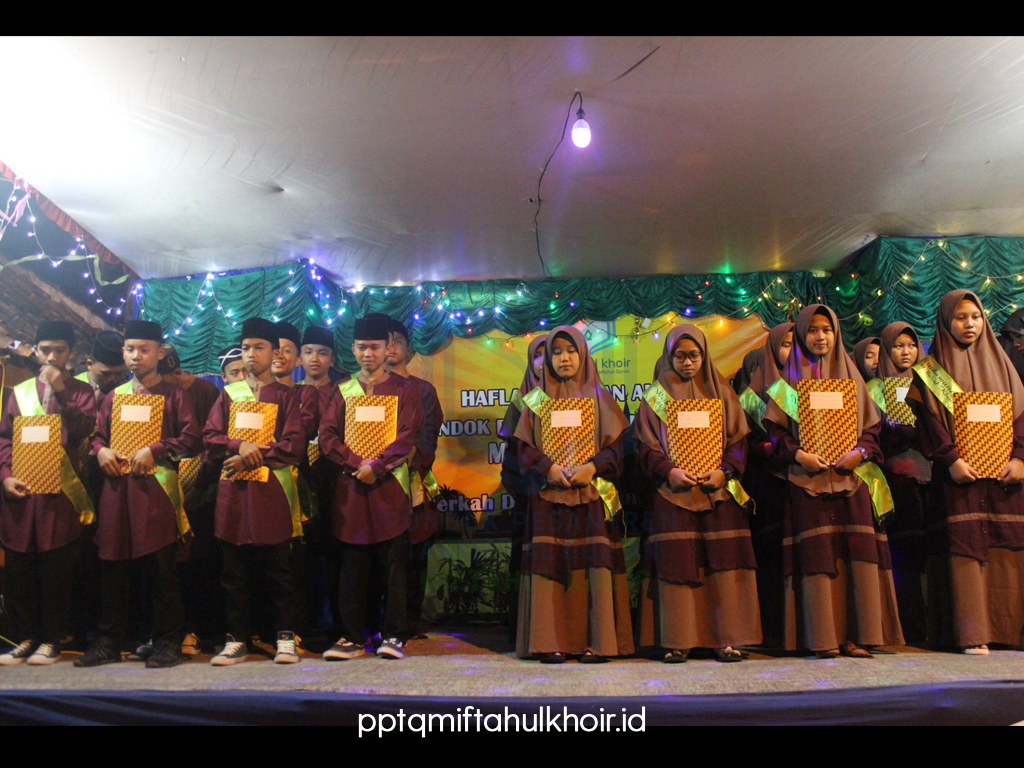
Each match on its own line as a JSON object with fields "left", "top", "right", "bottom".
{"left": 503, "top": 288, "right": 1024, "bottom": 663}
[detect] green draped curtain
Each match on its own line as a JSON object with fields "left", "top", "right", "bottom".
{"left": 138, "top": 236, "right": 1024, "bottom": 375}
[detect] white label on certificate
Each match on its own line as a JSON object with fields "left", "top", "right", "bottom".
{"left": 356, "top": 406, "right": 386, "bottom": 422}
{"left": 809, "top": 391, "right": 843, "bottom": 410}
{"left": 895, "top": 387, "right": 909, "bottom": 403}
{"left": 235, "top": 411, "right": 265, "bottom": 430}
{"left": 677, "top": 411, "right": 710, "bottom": 429}
{"left": 550, "top": 410, "right": 582, "bottom": 428}
{"left": 120, "top": 405, "right": 152, "bottom": 422}
{"left": 20, "top": 425, "right": 50, "bottom": 443}
{"left": 967, "top": 403, "right": 1001, "bottom": 422}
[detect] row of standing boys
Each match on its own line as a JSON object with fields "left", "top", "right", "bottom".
{"left": 0, "top": 312, "right": 442, "bottom": 666}
{"left": 502, "top": 290, "right": 1024, "bottom": 663}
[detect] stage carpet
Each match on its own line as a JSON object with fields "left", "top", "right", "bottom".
{"left": 0, "top": 629, "right": 1022, "bottom": 725}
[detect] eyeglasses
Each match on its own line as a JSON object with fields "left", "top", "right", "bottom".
{"left": 672, "top": 351, "right": 703, "bottom": 363}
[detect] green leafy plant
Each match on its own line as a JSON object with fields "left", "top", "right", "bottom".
{"left": 434, "top": 545, "right": 512, "bottom": 621}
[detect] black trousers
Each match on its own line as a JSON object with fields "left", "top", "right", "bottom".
{"left": 406, "top": 538, "right": 432, "bottom": 632}
{"left": 5, "top": 540, "right": 79, "bottom": 645}
{"left": 338, "top": 533, "right": 407, "bottom": 643}
{"left": 220, "top": 540, "right": 297, "bottom": 642}
{"left": 99, "top": 544, "right": 183, "bottom": 649}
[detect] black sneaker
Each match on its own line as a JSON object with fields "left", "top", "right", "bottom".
{"left": 211, "top": 635, "right": 248, "bottom": 666}
{"left": 376, "top": 637, "right": 405, "bottom": 660}
{"left": 27, "top": 643, "right": 62, "bottom": 666}
{"left": 274, "top": 631, "right": 299, "bottom": 664}
{"left": 146, "top": 642, "right": 184, "bottom": 669}
{"left": 0, "top": 640, "right": 36, "bottom": 666}
{"left": 74, "top": 644, "right": 122, "bottom": 668}
{"left": 323, "top": 638, "right": 364, "bottom": 660}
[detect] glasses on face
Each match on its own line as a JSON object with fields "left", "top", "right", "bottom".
{"left": 673, "top": 351, "right": 703, "bottom": 364}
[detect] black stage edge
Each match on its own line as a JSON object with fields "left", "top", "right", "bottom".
{"left": 0, "top": 680, "right": 1022, "bottom": 726}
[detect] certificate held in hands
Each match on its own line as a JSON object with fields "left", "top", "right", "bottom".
{"left": 223, "top": 400, "right": 278, "bottom": 482}
{"left": 13, "top": 415, "right": 62, "bottom": 494}
{"left": 666, "top": 399, "right": 723, "bottom": 476}
{"left": 883, "top": 377, "right": 916, "bottom": 427}
{"left": 953, "top": 391, "right": 1012, "bottom": 479}
{"left": 111, "top": 393, "right": 165, "bottom": 475}
{"left": 345, "top": 396, "right": 398, "bottom": 461}
{"left": 540, "top": 397, "right": 595, "bottom": 472}
{"left": 797, "top": 379, "right": 857, "bottom": 465}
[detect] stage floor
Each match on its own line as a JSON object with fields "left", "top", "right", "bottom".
{"left": 2, "top": 629, "right": 1023, "bottom": 698}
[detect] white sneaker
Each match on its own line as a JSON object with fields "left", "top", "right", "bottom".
{"left": 27, "top": 643, "right": 61, "bottom": 666}
{"left": 275, "top": 631, "right": 299, "bottom": 664}
{"left": 377, "top": 637, "right": 405, "bottom": 660}
{"left": 962, "top": 645, "right": 990, "bottom": 655}
{"left": 0, "top": 640, "right": 35, "bottom": 666}
{"left": 211, "top": 635, "right": 248, "bottom": 666}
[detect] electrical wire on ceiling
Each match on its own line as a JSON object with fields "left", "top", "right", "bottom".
{"left": 533, "top": 91, "right": 586, "bottom": 279}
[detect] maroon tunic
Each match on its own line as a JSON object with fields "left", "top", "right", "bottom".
{"left": 181, "top": 375, "right": 220, "bottom": 431}
{"left": 204, "top": 381, "right": 306, "bottom": 546}
{"left": 0, "top": 377, "right": 96, "bottom": 553}
{"left": 915, "top": 405, "right": 1024, "bottom": 560}
{"left": 639, "top": 434, "right": 756, "bottom": 586}
{"left": 91, "top": 381, "right": 202, "bottom": 561}
{"left": 406, "top": 374, "right": 444, "bottom": 544}
{"left": 292, "top": 381, "right": 321, "bottom": 442}
{"left": 320, "top": 372, "right": 417, "bottom": 545}
{"left": 518, "top": 437, "right": 626, "bottom": 584}
{"left": 768, "top": 421, "right": 883, "bottom": 577}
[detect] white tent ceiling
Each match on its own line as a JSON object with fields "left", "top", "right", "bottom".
{"left": 4, "top": 36, "right": 1024, "bottom": 287}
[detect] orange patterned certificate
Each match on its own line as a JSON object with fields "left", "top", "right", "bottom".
{"left": 540, "top": 397, "right": 595, "bottom": 472}
{"left": 883, "top": 377, "right": 916, "bottom": 427}
{"left": 953, "top": 391, "right": 1012, "bottom": 479}
{"left": 12, "top": 415, "right": 62, "bottom": 494}
{"left": 344, "top": 396, "right": 398, "bottom": 461}
{"left": 666, "top": 399, "right": 723, "bottom": 476}
{"left": 222, "top": 400, "right": 278, "bottom": 482}
{"left": 178, "top": 456, "right": 202, "bottom": 494}
{"left": 797, "top": 379, "right": 857, "bottom": 465}
{"left": 111, "top": 394, "right": 164, "bottom": 475}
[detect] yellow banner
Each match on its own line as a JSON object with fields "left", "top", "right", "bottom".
{"left": 406, "top": 314, "right": 768, "bottom": 529}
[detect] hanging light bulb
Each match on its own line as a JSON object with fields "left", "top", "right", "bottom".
{"left": 571, "top": 106, "right": 591, "bottom": 148}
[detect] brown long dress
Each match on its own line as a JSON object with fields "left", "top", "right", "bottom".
{"left": 633, "top": 324, "right": 761, "bottom": 652}
{"left": 909, "top": 289, "right": 1024, "bottom": 649}
{"left": 514, "top": 325, "right": 634, "bottom": 658}
{"left": 765, "top": 305, "right": 903, "bottom": 652}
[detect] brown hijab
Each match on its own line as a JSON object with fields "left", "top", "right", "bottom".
{"left": 498, "top": 334, "right": 547, "bottom": 441}
{"left": 747, "top": 322, "right": 795, "bottom": 397}
{"left": 852, "top": 336, "right": 882, "bottom": 383}
{"left": 514, "top": 325, "right": 629, "bottom": 505}
{"left": 637, "top": 325, "right": 750, "bottom": 510}
{"left": 519, "top": 334, "right": 548, "bottom": 396}
{"left": 765, "top": 304, "right": 878, "bottom": 495}
{"left": 917, "top": 290, "right": 1024, "bottom": 436}
{"left": 877, "top": 322, "right": 921, "bottom": 380}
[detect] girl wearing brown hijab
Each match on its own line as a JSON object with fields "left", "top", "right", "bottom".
{"left": 764, "top": 305, "right": 904, "bottom": 657}
{"left": 741, "top": 322, "right": 794, "bottom": 646}
{"left": 853, "top": 337, "right": 882, "bottom": 383}
{"left": 499, "top": 335, "right": 546, "bottom": 643}
{"left": 910, "top": 290, "right": 1024, "bottom": 653}
{"left": 634, "top": 325, "right": 761, "bottom": 662}
{"left": 513, "top": 326, "right": 634, "bottom": 663}
{"left": 874, "top": 322, "right": 931, "bottom": 642}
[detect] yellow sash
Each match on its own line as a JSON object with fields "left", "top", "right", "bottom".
{"left": 11, "top": 380, "right": 94, "bottom": 525}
